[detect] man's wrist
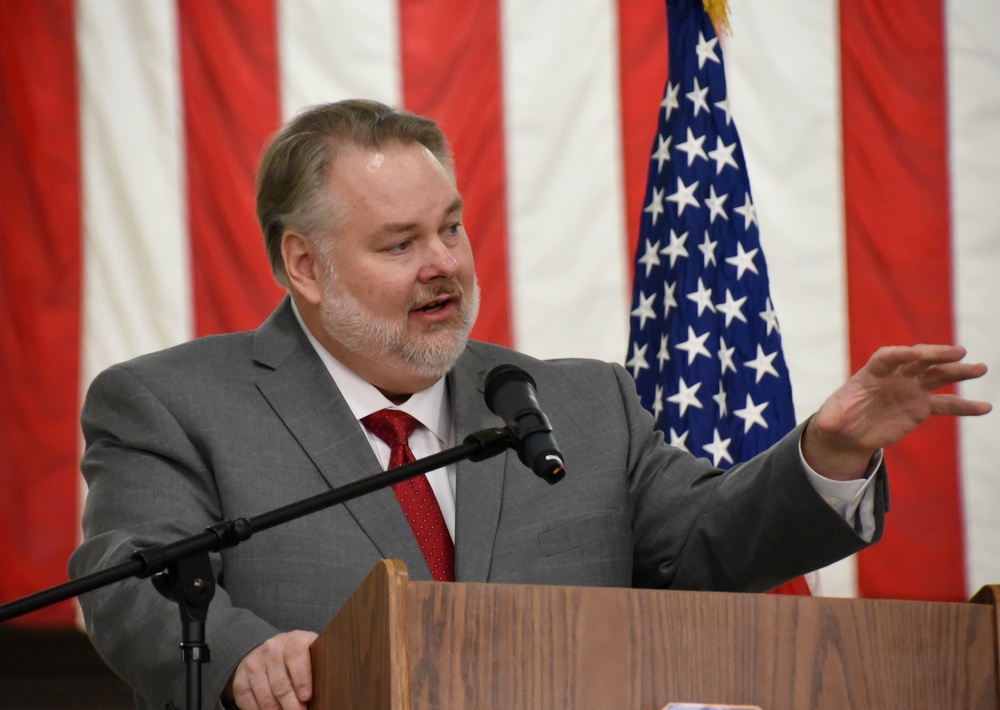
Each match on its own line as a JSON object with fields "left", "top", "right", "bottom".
{"left": 801, "top": 416, "right": 876, "bottom": 481}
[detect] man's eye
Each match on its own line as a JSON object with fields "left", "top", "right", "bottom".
{"left": 446, "top": 223, "right": 463, "bottom": 235}
{"left": 388, "top": 240, "right": 411, "bottom": 253}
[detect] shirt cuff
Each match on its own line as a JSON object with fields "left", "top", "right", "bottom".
{"left": 798, "top": 437, "right": 883, "bottom": 542}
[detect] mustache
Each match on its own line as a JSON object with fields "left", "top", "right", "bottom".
{"left": 407, "top": 282, "right": 464, "bottom": 310}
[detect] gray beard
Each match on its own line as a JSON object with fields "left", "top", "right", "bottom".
{"left": 318, "top": 274, "right": 480, "bottom": 381}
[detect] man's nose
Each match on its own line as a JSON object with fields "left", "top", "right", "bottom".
{"left": 418, "top": 238, "right": 459, "bottom": 281}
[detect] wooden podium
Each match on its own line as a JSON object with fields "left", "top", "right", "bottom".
{"left": 310, "top": 560, "right": 1000, "bottom": 709}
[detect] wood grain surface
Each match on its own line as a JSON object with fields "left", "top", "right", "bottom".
{"left": 311, "top": 563, "right": 999, "bottom": 710}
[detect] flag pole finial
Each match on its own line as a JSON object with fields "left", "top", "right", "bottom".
{"left": 704, "top": 0, "right": 731, "bottom": 35}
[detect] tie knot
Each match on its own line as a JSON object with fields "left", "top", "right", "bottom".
{"left": 361, "top": 408, "right": 421, "bottom": 448}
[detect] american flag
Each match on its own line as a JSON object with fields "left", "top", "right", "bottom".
{"left": 627, "top": 0, "right": 796, "bottom": 471}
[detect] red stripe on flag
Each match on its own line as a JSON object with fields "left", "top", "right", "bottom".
{"left": 840, "top": 0, "right": 964, "bottom": 599}
{"left": 178, "top": 0, "right": 285, "bottom": 336}
{"left": 398, "top": 0, "right": 513, "bottom": 347}
{"left": 617, "top": 0, "right": 668, "bottom": 270}
{"left": 0, "top": 0, "right": 81, "bottom": 626}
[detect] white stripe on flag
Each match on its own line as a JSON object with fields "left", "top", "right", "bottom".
{"left": 278, "top": 0, "right": 402, "bottom": 120}
{"left": 948, "top": 0, "right": 1000, "bottom": 594}
{"left": 723, "top": 0, "right": 853, "bottom": 595}
{"left": 724, "top": 1, "right": 849, "bottom": 419}
{"left": 78, "top": 0, "right": 191, "bottom": 385}
{"left": 501, "top": 0, "right": 630, "bottom": 362}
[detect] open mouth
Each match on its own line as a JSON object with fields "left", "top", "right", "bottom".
{"left": 414, "top": 294, "right": 456, "bottom": 314}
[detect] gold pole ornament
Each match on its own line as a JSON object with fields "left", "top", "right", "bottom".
{"left": 703, "top": 0, "right": 732, "bottom": 35}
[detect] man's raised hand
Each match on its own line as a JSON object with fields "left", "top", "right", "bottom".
{"left": 803, "top": 344, "right": 991, "bottom": 480}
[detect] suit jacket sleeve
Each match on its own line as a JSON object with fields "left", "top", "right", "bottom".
{"left": 609, "top": 362, "right": 886, "bottom": 591}
{"left": 68, "top": 364, "right": 281, "bottom": 709}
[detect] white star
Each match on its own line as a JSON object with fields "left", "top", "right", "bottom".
{"left": 660, "top": 230, "right": 689, "bottom": 268}
{"left": 666, "top": 177, "right": 700, "bottom": 216}
{"left": 695, "top": 31, "right": 721, "bottom": 69}
{"left": 733, "top": 192, "right": 759, "bottom": 230}
{"left": 704, "top": 185, "right": 729, "bottom": 224}
{"left": 676, "top": 326, "right": 711, "bottom": 364}
{"left": 703, "top": 428, "right": 734, "bottom": 467}
{"left": 626, "top": 342, "right": 650, "bottom": 379}
{"left": 734, "top": 393, "right": 770, "bottom": 433}
{"left": 725, "top": 242, "right": 759, "bottom": 280}
{"left": 630, "top": 290, "right": 657, "bottom": 330}
{"left": 663, "top": 280, "right": 679, "bottom": 319}
{"left": 644, "top": 186, "right": 666, "bottom": 226}
{"left": 715, "top": 289, "right": 748, "bottom": 326}
{"left": 675, "top": 127, "right": 708, "bottom": 166}
{"left": 744, "top": 344, "right": 779, "bottom": 383}
{"left": 669, "top": 428, "right": 690, "bottom": 453}
{"left": 637, "top": 238, "right": 661, "bottom": 277}
{"left": 652, "top": 384, "right": 665, "bottom": 421}
{"left": 661, "top": 81, "right": 680, "bottom": 120}
{"left": 686, "top": 77, "right": 710, "bottom": 117}
{"left": 650, "top": 133, "right": 672, "bottom": 173}
{"left": 708, "top": 137, "right": 738, "bottom": 174}
{"left": 712, "top": 381, "right": 728, "bottom": 417}
{"left": 657, "top": 334, "right": 670, "bottom": 371}
{"left": 698, "top": 230, "right": 718, "bottom": 267}
{"left": 668, "top": 377, "right": 703, "bottom": 416}
{"left": 687, "top": 277, "right": 716, "bottom": 317}
{"left": 717, "top": 336, "right": 737, "bottom": 374}
{"left": 759, "top": 297, "right": 780, "bottom": 335}
{"left": 714, "top": 96, "right": 732, "bottom": 126}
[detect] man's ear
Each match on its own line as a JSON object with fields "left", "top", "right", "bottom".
{"left": 282, "top": 231, "right": 325, "bottom": 306}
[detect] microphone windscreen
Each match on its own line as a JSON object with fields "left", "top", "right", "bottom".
{"left": 484, "top": 364, "right": 536, "bottom": 415}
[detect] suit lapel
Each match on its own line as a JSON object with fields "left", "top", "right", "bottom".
{"left": 251, "top": 299, "right": 432, "bottom": 579}
{"left": 449, "top": 346, "right": 508, "bottom": 582}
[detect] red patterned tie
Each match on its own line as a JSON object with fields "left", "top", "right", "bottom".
{"left": 361, "top": 408, "right": 455, "bottom": 581}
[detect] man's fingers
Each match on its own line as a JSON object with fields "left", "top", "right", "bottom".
{"left": 921, "top": 361, "right": 989, "bottom": 391}
{"left": 870, "top": 343, "right": 965, "bottom": 365}
{"left": 263, "top": 652, "right": 302, "bottom": 710}
{"left": 285, "top": 631, "right": 319, "bottom": 702}
{"left": 262, "top": 632, "right": 317, "bottom": 709}
{"left": 229, "top": 630, "right": 317, "bottom": 709}
{"left": 898, "top": 344, "right": 972, "bottom": 376}
{"left": 911, "top": 343, "right": 968, "bottom": 361}
{"left": 243, "top": 666, "right": 273, "bottom": 710}
{"left": 865, "top": 345, "right": 922, "bottom": 377}
{"left": 929, "top": 393, "right": 993, "bottom": 417}
{"left": 231, "top": 684, "right": 260, "bottom": 710}
{"left": 230, "top": 655, "right": 265, "bottom": 710}
{"left": 866, "top": 345, "right": 982, "bottom": 384}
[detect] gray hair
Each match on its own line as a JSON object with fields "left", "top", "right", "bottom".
{"left": 255, "top": 99, "right": 454, "bottom": 286}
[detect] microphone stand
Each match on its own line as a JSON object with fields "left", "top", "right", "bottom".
{"left": 0, "top": 426, "right": 515, "bottom": 710}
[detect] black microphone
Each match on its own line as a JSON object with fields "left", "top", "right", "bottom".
{"left": 484, "top": 365, "right": 566, "bottom": 484}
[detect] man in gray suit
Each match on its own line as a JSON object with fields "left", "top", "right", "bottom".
{"left": 69, "top": 100, "right": 991, "bottom": 710}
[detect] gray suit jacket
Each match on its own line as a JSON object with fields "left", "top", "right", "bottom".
{"left": 69, "top": 298, "right": 885, "bottom": 709}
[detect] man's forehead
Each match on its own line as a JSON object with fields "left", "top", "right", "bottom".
{"left": 337, "top": 141, "right": 453, "bottom": 180}
{"left": 323, "top": 143, "right": 464, "bottom": 236}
